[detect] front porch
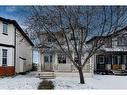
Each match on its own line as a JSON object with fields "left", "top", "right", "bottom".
{"left": 37, "top": 51, "right": 94, "bottom": 78}
{"left": 95, "top": 51, "right": 127, "bottom": 74}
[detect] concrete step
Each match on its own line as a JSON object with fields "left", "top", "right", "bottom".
{"left": 112, "top": 70, "right": 127, "bottom": 76}
{"left": 36, "top": 72, "right": 56, "bottom": 79}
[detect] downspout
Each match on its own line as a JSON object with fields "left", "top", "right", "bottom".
{"left": 32, "top": 48, "right": 33, "bottom": 71}
{"left": 14, "top": 28, "right": 16, "bottom": 75}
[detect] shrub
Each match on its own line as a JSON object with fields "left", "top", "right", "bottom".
{"left": 38, "top": 80, "right": 54, "bottom": 89}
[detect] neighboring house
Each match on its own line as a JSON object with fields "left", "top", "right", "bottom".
{"left": 86, "top": 26, "right": 127, "bottom": 74}
{"left": 37, "top": 31, "right": 94, "bottom": 78}
{"left": 0, "top": 17, "right": 34, "bottom": 76}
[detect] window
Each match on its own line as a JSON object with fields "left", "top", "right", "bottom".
{"left": 2, "top": 49, "right": 7, "bottom": 66}
{"left": 47, "top": 36, "right": 55, "bottom": 43}
{"left": 3, "top": 22, "right": 8, "bottom": 35}
{"left": 112, "top": 55, "right": 121, "bottom": 64}
{"left": 48, "top": 38, "right": 52, "bottom": 42}
{"left": 74, "top": 56, "right": 79, "bottom": 63}
{"left": 74, "top": 54, "right": 79, "bottom": 63}
{"left": 44, "top": 56, "right": 49, "bottom": 63}
{"left": 70, "top": 32, "right": 79, "bottom": 40}
{"left": 98, "top": 55, "right": 104, "bottom": 64}
{"left": 50, "top": 55, "right": 52, "bottom": 63}
{"left": 58, "top": 53, "right": 66, "bottom": 64}
{"left": 44, "top": 55, "right": 53, "bottom": 63}
{"left": 117, "top": 35, "right": 127, "bottom": 46}
{"left": 105, "top": 39, "right": 112, "bottom": 48}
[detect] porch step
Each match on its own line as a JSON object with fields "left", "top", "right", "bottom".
{"left": 112, "top": 70, "right": 127, "bottom": 76}
{"left": 37, "top": 72, "right": 56, "bottom": 79}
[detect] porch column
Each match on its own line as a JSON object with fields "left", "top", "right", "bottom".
{"left": 38, "top": 52, "right": 42, "bottom": 72}
{"left": 89, "top": 55, "right": 94, "bottom": 74}
{"left": 122, "top": 55, "right": 126, "bottom": 70}
{"left": 71, "top": 52, "right": 75, "bottom": 72}
{"left": 106, "top": 54, "right": 111, "bottom": 70}
{"left": 41, "top": 53, "right": 44, "bottom": 71}
{"left": 107, "top": 64, "right": 111, "bottom": 70}
{"left": 54, "top": 52, "right": 58, "bottom": 71}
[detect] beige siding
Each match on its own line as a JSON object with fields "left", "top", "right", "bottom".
{"left": 39, "top": 52, "right": 94, "bottom": 74}
{"left": 16, "top": 30, "right": 32, "bottom": 73}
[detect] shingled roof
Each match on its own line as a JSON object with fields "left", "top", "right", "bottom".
{"left": 86, "top": 26, "right": 127, "bottom": 44}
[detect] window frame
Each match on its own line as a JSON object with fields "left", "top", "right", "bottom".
{"left": 70, "top": 32, "right": 79, "bottom": 40}
{"left": 2, "top": 49, "right": 7, "bottom": 67}
{"left": 57, "top": 53, "right": 66, "bottom": 64}
{"left": 3, "top": 22, "right": 8, "bottom": 35}
{"left": 105, "top": 38, "right": 112, "bottom": 48}
{"left": 117, "top": 35, "right": 127, "bottom": 46}
{"left": 98, "top": 55, "right": 105, "bottom": 64}
{"left": 44, "top": 55, "right": 49, "bottom": 63}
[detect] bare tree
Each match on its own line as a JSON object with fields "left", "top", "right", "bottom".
{"left": 25, "top": 6, "right": 127, "bottom": 84}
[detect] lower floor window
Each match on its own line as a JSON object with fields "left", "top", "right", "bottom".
{"left": 44, "top": 56, "right": 49, "bottom": 63}
{"left": 2, "top": 49, "right": 7, "bottom": 66}
{"left": 58, "top": 53, "right": 66, "bottom": 64}
{"left": 44, "top": 55, "right": 53, "bottom": 63}
{"left": 112, "top": 55, "right": 121, "bottom": 64}
{"left": 74, "top": 54, "right": 79, "bottom": 63}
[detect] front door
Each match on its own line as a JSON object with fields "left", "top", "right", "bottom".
{"left": 44, "top": 55, "right": 53, "bottom": 71}
{"left": 96, "top": 55, "right": 105, "bottom": 71}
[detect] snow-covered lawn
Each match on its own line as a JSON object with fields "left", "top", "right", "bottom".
{"left": 1, "top": 72, "right": 127, "bottom": 89}
{"left": 52, "top": 75, "right": 127, "bottom": 89}
{"left": 0, "top": 72, "right": 41, "bottom": 90}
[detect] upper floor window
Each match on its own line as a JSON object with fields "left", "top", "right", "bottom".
{"left": 47, "top": 37, "right": 55, "bottom": 43}
{"left": 117, "top": 35, "right": 127, "bottom": 46}
{"left": 3, "top": 22, "right": 8, "bottom": 35}
{"left": 70, "top": 32, "right": 79, "bottom": 40}
{"left": 2, "top": 49, "right": 7, "bottom": 66}
{"left": 105, "top": 38, "right": 112, "bottom": 48}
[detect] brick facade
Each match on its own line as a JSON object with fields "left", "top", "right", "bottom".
{"left": 0, "top": 66, "right": 15, "bottom": 76}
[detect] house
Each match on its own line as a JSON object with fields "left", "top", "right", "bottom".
{"left": 37, "top": 30, "right": 94, "bottom": 78}
{"left": 0, "top": 17, "right": 34, "bottom": 76}
{"left": 86, "top": 26, "right": 127, "bottom": 74}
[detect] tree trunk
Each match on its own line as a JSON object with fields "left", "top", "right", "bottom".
{"left": 78, "top": 67, "right": 85, "bottom": 84}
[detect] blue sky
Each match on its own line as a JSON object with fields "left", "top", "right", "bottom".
{"left": 0, "top": 6, "right": 29, "bottom": 25}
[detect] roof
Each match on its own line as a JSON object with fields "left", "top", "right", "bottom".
{"left": 0, "top": 17, "right": 34, "bottom": 46}
{"left": 86, "top": 26, "right": 127, "bottom": 44}
{"left": 86, "top": 36, "right": 107, "bottom": 44}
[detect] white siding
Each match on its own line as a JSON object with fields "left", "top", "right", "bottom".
{"left": 0, "top": 19, "right": 33, "bottom": 74}
{"left": 0, "top": 46, "right": 14, "bottom": 66}
{"left": 0, "top": 21, "right": 15, "bottom": 46}
{"left": 0, "top": 20, "right": 15, "bottom": 67}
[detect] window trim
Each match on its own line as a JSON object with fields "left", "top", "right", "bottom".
{"left": 57, "top": 53, "right": 66, "bottom": 64}
{"left": 117, "top": 35, "right": 127, "bottom": 46}
{"left": 2, "top": 49, "right": 7, "bottom": 67}
{"left": 3, "top": 22, "right": 8, "bottom": 35}
{"left": 70, "top": 32, "right": 79, "bottom": 40}
{"left": 98, "top": 55, "right": 105, "bottom": 64}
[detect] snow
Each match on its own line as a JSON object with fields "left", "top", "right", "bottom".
{"left": 0, "top": 72, "right": 41, "bottom": 90}
{"left": 52, "top": 75, "right": 127, "bottom": 89}
{"left": 1, "top": 72, "right": 127, "bottom": 89}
